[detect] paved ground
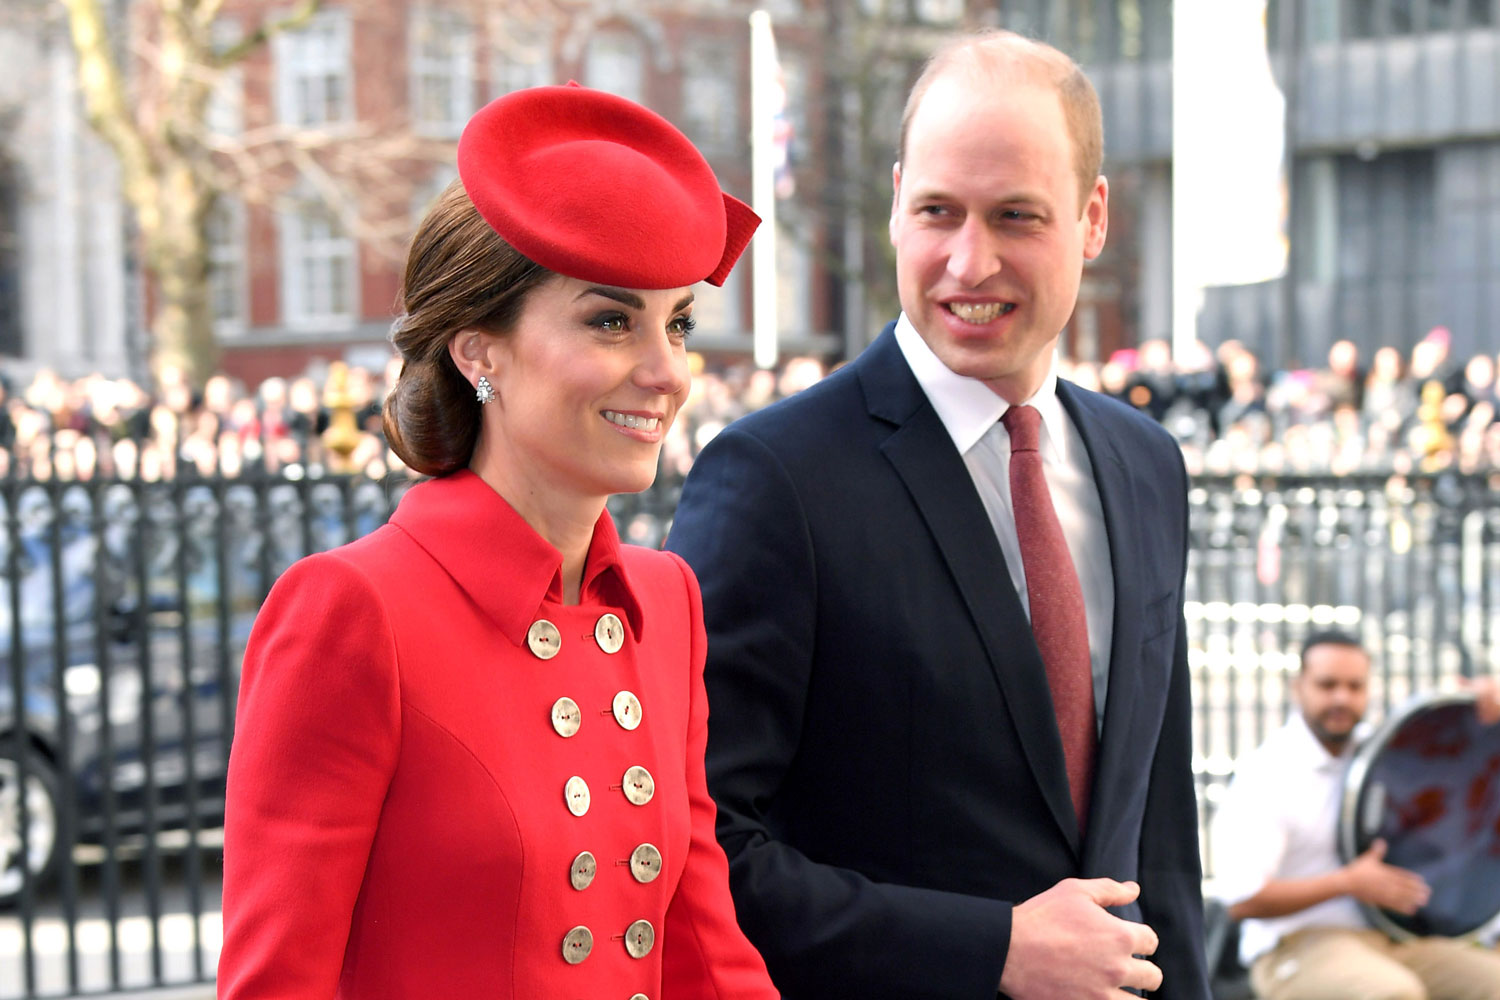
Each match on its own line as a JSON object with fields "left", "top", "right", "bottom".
{"left": 0, "top": 837, "right": 220, "bottom": 999}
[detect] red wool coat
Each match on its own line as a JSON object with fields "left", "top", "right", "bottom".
{"left": 217, "top": 470, "right": 778, "bottom": 1000}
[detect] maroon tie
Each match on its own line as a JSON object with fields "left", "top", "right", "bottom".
{"left": 1001, "top": 404, "right": 1096, "bottom": 832}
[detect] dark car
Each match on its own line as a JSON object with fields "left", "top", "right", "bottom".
{"left": 0, "top": 476, "right": 402, "bottom": 905}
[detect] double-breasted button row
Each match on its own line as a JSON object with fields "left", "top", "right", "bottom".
{"left": 568, "top": 844, "right": 661, "bottom": 890}
{"left": 550, "top": 692, "right": 642, "bottom": 738}
{"left": 559, "top": 920, "right": 656, "bottom": 964}
{"left": 527, "top": 614, "right": 626, "bottom": 659}
{"left": 562, "top": 767, "right": 655, "bottom": 815}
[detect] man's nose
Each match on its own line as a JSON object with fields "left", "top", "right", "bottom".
{"left": 945, "top": 219, "right": 1002, "bottom": 286}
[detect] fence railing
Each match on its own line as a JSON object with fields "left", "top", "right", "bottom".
{"left": 1, "top": 469, "right": 1496, "bottom": 995}
{"left": 1188, "top": 472, "right": 1500, "bottom": 882}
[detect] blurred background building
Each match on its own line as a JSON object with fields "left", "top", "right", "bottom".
{"left": 1, "top": 0, "right": 1498, "bottom": 384}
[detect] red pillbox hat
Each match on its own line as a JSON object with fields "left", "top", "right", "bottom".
{"left": 457, "top": 84, "right": 759, "bottom": 289}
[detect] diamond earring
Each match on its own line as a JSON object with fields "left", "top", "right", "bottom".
{"left": 475, "top": 375, "right": 495, "bottom": 405}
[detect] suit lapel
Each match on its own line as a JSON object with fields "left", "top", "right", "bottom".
{"left": 859, "top": 329, "right": 1082, "bottom": 857}
{"left": 1056, "top": 382, "right": 1147, "bottom": 849}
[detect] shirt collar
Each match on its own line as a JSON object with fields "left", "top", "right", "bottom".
{"left": 389, "top": 469, "right": 646, "bottom": 648}
{"left": 1284, "top": 709, "right": 1365, "bottom": 772}
{"left": 893, "top": 312, "right": 1070, "bottom": 462}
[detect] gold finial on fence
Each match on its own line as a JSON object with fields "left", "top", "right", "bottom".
{"left": 321, "top": 361, "right": 362, "bottom": 471}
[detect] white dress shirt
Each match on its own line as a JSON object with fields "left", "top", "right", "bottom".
{"left": 1210, "top": 712, "right": 1369, "bottom": 965}
{"left": 893, "top": 313, "right": 1115, "bottom": 729}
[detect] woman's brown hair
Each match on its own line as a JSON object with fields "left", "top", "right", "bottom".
{"left": 384, "top": 180, "right": 551, "bottom": 475}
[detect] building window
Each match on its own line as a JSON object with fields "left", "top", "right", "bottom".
{"left": 274, "top": 10, "right": 353, "bottom": 128}
{"left": 409, "top": 8, "right": 474, "bottom": 136}
{"left": 913, "top": 0, "right": 963, "bottom": 24}
{"left": 691, "top": 269, "right": 743, "bottom": 337}
{"left": 206, "top": 198, "right": 247, "bottom": 335}
{"left": 411, "top": 168, "right": 457, "bottom": 229}
{"left": 587, "top": 29, "right": 645, "bottom": 104}
{"left": 777, "top": 215, "right": 814, "bottom": 338}
{"left": 681, "top": 44, "right": 741, "bottom": 157}
{"left": 207, "top": 20, "right": 244, "bottom": 138}
{"left": 279, "top": 198, "right": 358, "bottom": 329}
{"left": 493, "top": 20, "right": 554, "bottom": 95}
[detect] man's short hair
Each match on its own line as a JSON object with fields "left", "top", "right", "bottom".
{"left": 896, "top": 29, "right": 1104, "bottom": 215}
{"left": 1299, "top": 630, "right": 1367, "bottom": 672}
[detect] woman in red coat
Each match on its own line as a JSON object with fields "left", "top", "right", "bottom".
{"left": 217, "top": 84, "right": 776, "bottom": 1000}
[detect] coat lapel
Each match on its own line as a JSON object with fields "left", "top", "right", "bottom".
{"left": 858, "top": 328, "right": 1081, "bottom": 857}
{"left": 1056, "top": 382, "right": 1147, "bottom": 848}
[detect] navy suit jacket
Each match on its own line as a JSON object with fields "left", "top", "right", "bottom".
{"left": 665, "top": 325, "right": 1210, "bottom": 1000}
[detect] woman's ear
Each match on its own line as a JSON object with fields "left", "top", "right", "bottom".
{"left": 447, "top": 329, "right": 495, "bottom": 385}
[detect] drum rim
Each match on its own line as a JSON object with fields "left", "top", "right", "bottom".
{"left": 1338, "top": 688, "right": 1483, "bottom": 941}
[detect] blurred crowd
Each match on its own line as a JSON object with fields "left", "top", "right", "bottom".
{"left": 1, "top": 325, "right": 1497, "bottom": 490}
{"left": 1070, "top": 325, "right": 1500, "bottom": 477}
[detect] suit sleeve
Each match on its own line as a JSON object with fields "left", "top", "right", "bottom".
{"left": 666, "top": 426, "right": 1011, "bottom": 1000}
{"left": 658, "top": 551, "right": 780, "bottom": 1000}
{"left": 1136, "top": 450, "right": 1211, "bottom": 1000}
{"left": 217, "top": 553, "right": 401, "bottom": 1000}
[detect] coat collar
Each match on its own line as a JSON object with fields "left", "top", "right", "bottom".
{"left": 389, "top": 469, "right": 646, "bottom": 648}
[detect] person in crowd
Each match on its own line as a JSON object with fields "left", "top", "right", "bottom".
{"left": 1211, "top": 632, "right": 1500, "bottom": 1000}
{"left": 666, "top": 29, "right": 1208, "bottom": 1000}
{"left": 1320, "top": 339, "right": 1364, "bottom": 413}
{"left": 216, "top": 83, "right": 777, "bottom": 999}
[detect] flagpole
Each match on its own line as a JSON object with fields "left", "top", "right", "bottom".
{"left": 749, "top": 9, "right": 779, "bottom": 370}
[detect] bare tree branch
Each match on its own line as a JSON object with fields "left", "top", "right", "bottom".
{"left": 60, "top": 0, "right": 160, "bottom": 223}
{"left": 212, "top": 0, "right": 320, "bottom": 69}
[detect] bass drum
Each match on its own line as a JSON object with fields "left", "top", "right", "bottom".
{"left": 1339, "top": 690, "right": 1500, "bottom": 940}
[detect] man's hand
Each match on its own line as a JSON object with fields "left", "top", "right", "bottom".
{"left": 998, "top": 878, "right": 1161, "bottom": 1000}
{"left": 1341, "top": 839, "right": 1430, "bottom": 914}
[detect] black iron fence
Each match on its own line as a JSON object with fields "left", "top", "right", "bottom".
{"left": 0, "top": 469, "right": 1496, "bottom": 995}
{"left": 0, "top": 473, "right": 414, "bottom": 997}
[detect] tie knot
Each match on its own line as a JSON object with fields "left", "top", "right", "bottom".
{"left": 1001, "top": 404, "right": 1041, "bottom": 453}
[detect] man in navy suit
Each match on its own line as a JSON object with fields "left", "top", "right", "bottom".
{"left": 666, "top": 29, "right": 1210, "bottom": 1000}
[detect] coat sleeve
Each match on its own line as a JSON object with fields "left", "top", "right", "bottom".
{"left": 1135, "top": 449, "right": 1212, "bottom": 1000}
{"left": 217, "top": 552, "right": 401, "bottom": 1000}
{"left": 665, "top": 426, "right": 1011, "bottom": 1000}
{"left": 658, "top": 551, "right": 780, "bottom": 999}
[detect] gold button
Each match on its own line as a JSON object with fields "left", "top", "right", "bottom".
{"left": 561, "top": 925, "right": 593, "bottom": 964}
{"left": 622, "top": 765, "right": 655, "bottom": 806}
{"left": 551, "top": 697, "right": 582, "bottom": 738}
{"left": 629, "top": 843, "right": 663, "bottom": 883}
{"left": 612, "top": 690, "right": 643, "bottom": 731}
{"left": 594, "top": 612, "right": 625, "bottom": 653}
{"left": 629, "top": 995, "right": 649, "bottom": 1000}
{"left": 570, "top": 850, "right": 597, "bottom": 890}
{"left": 624, "top": 918, "right": 655, "bottom": 959}
{"left": 565, "top": 775, "right": 591, "bottom": 817}
{"left": 527, "top": 619, "right": 562, "bottom": 660}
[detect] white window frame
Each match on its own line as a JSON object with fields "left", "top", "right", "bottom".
{"left": 278, "top": 196, "right": 359, "bottom": 331}
{"left": 408, "top": 7, "right": 475, "bottom": 137}
{"left": 681, "top": 43, "right": 741, "bottom": 157}
{"left": 586, "top": 29, "right": 645, "bottom": 105}
{"left": 206, "top": 197, "right": 248, "bottom": 337}
{"left": 777, "top": 217, "right": 814, "bottom": 338}
{"left": 913, "top": 0, "right": 964, "bottom": 24}
{"left": 491, "top": 19, "right": 554, "bottom": 96}
{"left": 207, "top": 20, "right": 244, "bottom": 139}
{"left": 273, "top": 9, "right": 354, "bottom": 130}
{"left": 691, "top": 269, "right": 744, "bottom": 338}
{"left": 411, "top": 167, "right": 458, "bottom": 228}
